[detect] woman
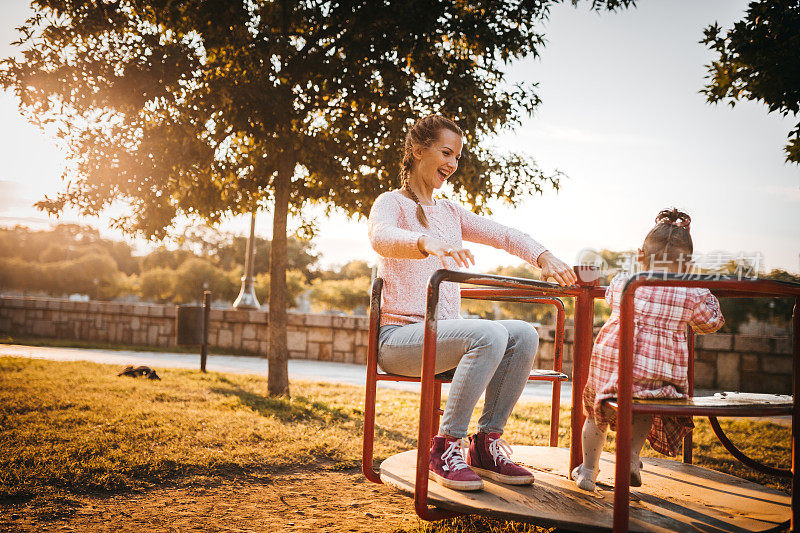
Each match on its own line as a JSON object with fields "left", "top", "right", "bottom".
{"left": 368, "top": 115, "right": 576, "bottom": 491}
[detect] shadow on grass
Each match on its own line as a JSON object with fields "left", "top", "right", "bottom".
{"left": 212, "top": 383, "right": 418, "bottom": 449}
{"left": 396, "top": 515, "right": 553, "bottom": 533}
{"left": 210, "top": 384, "right": 355, "bottom": 423}
{"left": 0, "top": 460, "right": 277, "bottom": 506}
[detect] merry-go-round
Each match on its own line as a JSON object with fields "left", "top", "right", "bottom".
{"left": 362, "top": 267, "right": 800, "bottom": 532}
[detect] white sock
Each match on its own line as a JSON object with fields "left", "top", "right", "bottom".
{"left": 581, "top": 416, "right": 607, "bottom": 474}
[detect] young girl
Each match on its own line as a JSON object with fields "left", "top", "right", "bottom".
{"left": 571, "top": 208, "right": 725, "bottom": 491}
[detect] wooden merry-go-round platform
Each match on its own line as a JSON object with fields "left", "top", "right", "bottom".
{"left": 381, "top": 446, "right": 790, "bottom": 532}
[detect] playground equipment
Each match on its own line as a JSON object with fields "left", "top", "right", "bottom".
{"left": 363, "top": 267, "right": 799, "bottom": 532}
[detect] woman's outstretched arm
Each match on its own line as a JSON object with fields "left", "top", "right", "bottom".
{"left": 455, "top": 202, "right": 577, "bottom": 286}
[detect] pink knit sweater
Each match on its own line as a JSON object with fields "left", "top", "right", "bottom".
{"left": 368, "top": 190, "right": 549, "bottom": 327}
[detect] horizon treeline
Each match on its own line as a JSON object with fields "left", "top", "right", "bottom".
{"left": 0, "top": 224, "right": 372, "bottom": 313}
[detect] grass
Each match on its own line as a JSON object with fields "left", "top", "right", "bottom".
{"left": 0, "top": 355, "right": 792, "bottom": 531}
{"left": 0, "top": 356, "right": 410, "bottom": 502}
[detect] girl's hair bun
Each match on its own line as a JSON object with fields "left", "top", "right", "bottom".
{"left": 655, "top": 208, "right": 691, "bottom": 230}
{"left": 642, "top": 207, "right": 694, "bottom": 263}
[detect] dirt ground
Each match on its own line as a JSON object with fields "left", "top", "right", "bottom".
{"left": 0, "top": 468, "right": 422, "bottom": 533}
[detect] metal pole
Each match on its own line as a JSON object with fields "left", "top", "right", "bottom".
{"left": 363, "top": 279, "right": 383, "bottom": 483}
{"left": 550, "top": 298, "right": 566, "bottom": 447}
{"left": 416, "top": 277, "right": 440, "bottom": 517}
{"left": 792, "top": 296, "right": 799, "bottom": 531}
{"left": 415, "top": 271, "right": 459, "bottom": 521}
{"left": 683, "top": 327, "right": 695, "bottom": 464}
{"left": 233, "top": 211, "right": 261, "bottom": 309}
{"left": 570, "top": 266, "right": 598, "bottom": 471}
{"left": 613, "top": 280, "right": 637, "bottom": 533}
{"left": 201, "top": 290, "right": 211, "bottom": 372}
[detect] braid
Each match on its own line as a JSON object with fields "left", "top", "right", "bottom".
{"left": 402, "top": 176, "right": 429, "bottom": 228}
{"left": 399, "top": 115, "right": 463, "bottom": 229}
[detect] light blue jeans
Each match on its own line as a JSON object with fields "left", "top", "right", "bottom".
{"left": 378, "top": 319, "right": 539, "bottom": 439}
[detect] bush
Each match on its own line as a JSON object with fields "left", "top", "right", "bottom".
{"left": 139, "top": 268, "right": 176, "bottom": 303}
{"left": 172, "top": 258, "right": 238, "bottom": 304}
{"left": 254, "top": 269, "right": 308, "bottom": 308}
{"left": 309, "top": 276, "right": 370, "bottom": 314}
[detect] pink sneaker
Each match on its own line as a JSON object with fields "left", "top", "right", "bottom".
{"left": 466, "top": 432, "right": 534, "bottom": 485}
{"left": 429, "top": 436, "right": 483, "bottom": 491}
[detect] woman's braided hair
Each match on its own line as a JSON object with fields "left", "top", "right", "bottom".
{"left": 400, "top": 115, "right": 462, "bottom": 228}
{"left": 642, "top": 208, "right": 693, "bottom": 266}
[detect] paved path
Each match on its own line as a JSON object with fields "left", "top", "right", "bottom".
{"left": 0, "top": 344, "right": 573, "bottom": 403}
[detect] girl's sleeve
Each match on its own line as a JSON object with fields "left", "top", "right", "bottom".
{"left": 454, "top": 202, "right": 548, "bottom": 267}
{"left": 368, "top": 193, "right": 427, "bottom": 259}
{"left": 689, "top": 290, "right": 725, "bottom": 334}
{"left": 605, "top": 274, "right": 625, "bottom": 308}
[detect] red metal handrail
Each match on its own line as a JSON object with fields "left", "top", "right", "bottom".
{"left": 362, "top": 276, "right": 571, "bottom": 487}
{"left": 369, "top": 269, "right": 800, "bottom": 529}
{"left": 415, "top": 269, "right": 587, "bottom": 520}
{"left": 683, "top": 328, "right": 695, "bottom": 464}
{"left": 614, "top": 274, "right": 800, "bottom": 533}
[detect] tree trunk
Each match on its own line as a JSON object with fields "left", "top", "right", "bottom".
{"left": 267, "top": 151, "right": 295, "bottom": 396}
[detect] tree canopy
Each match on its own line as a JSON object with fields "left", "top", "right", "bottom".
{"left": 1, "top": 0, "right": 632, "bottom": 395}
{"left": 702, "top": 0, "right": 800, "bottom": 164}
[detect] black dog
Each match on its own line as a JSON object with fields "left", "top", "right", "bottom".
{"left": 118, "top": 365, "right": 161, "bottom": 380}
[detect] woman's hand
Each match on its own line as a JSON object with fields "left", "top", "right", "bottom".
{"left": 418, "top": 235, "right": 475, "bottom": 269}
{"left": 538, "top": 251, "right": 577, "bottom": 286}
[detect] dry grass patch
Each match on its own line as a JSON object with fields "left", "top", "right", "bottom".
{"left": 0, "top": 355, "right": 792, "bottom": 532}
{"left": 0, "top": 356, "right": 417, "bottom": 502}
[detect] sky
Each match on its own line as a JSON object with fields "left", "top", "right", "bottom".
{"left": 1, "top": 0, "right": 798, "bottom": 273}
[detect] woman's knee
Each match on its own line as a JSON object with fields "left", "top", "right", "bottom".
{"left": 504, "top": 320, "right": 539, "bottom": 348}
{"left": 465, "top": 320, "right": 509, "bottom": 356}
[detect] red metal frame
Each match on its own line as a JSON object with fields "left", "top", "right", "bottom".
{"left": 569, "top": 268, "right": 599, "bottom": 471}
{"left": 416, "top": 270, "right": 582, "bottom": 520}
{"left": 361, "top": 270, "right": 574, "bottom": 518}
{"left": 364, "top": 269, "right": 800, "bottom": 529}
{"left": 613, "top": 274, "right": 800, "bottom": 533}
{"left": 459, "top": 288, "right": 567, "bottom": 447}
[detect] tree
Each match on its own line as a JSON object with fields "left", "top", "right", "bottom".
{"left": 254, "top": 270, "right": 309, "bottom": 309}
{"left": 141, "top": 246, "right": 199, "bottom": 271}
{"left": 172, "top": 258, "right": 238, "bottom": 304}
{"left": 318, "top": 260, "right": 372, "bottom": 281}
{"left": 702, "top": 0, "right": 800, "bottom": 164}
{"left": 717, "top": 266, "right": 799, "bottom": 333}
{"left": 139, "top": 267, "right": 176, "bottom": 303}
{"left": 309, "top": 276, "right": 371, "bottom": 313}
{"left": 2, "top": 0, "right": 631, "bottom": 396}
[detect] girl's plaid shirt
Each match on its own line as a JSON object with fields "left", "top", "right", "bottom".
{"left": 585, "top": 272, "right": 725, "bottom": 455}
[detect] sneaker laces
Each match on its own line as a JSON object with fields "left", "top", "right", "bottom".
{"left": 441, "top": 438, "right": 469, "bottom": 472}
{"left": 487, "top": 437, "right": 514, "bottom": 467}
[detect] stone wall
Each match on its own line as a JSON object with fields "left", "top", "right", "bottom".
{"left": 692, "top": 333, "right": 794, "bottom": 394}
{"left": 0, "top": 296, "right": 793, "bottom": 393}
{"left": 0, "top": 296, "right": 369, "bottom": 365}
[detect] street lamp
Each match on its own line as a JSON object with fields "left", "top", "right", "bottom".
{"left": 232, "top": 211, "right": 261, "bottom": 309}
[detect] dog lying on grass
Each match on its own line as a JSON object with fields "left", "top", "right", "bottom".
{"left": 118, "top": 365, "right": 161, "bottom": 380}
